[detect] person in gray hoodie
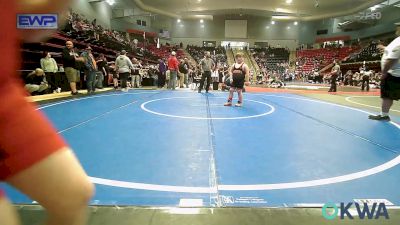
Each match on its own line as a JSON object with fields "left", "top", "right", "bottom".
{"left": 115, "top": 50, "right": 134, "bottom": 92}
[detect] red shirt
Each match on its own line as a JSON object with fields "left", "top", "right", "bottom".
{"left": 168, "top": 56, "right": 179, "bottom": 71}
{"left": 0, "top": 1, "right": 67, "bottom": 179}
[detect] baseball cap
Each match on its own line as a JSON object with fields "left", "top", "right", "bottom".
{"left": 171, "top": 51, "right": 176, "bottom": 56}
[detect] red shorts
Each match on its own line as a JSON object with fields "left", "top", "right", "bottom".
{"left": 0, "top": 80, "right": 67, "bottom": 180}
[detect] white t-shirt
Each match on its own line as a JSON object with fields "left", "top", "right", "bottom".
{"left": 381, "top": 36, "right": 400, "bottom": 77}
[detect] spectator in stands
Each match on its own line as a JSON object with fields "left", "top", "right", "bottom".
{"left": 178, "top": 59, "right": 188, "bottom": 88}
{"left": 109, "top": 62, "right": 119, "bottom": 90}
{"left": 158, "top": 59, "right": 167, "bottom": 88}
{"left": 370, "top": 72, "right": 382, "bottom": 88}
{"left": 218, "top": 66, "right": 225, "bottom": 90}
{"left": 329, "top": 61, "right": 341, "bottom": 92}
{"left": 369, "top": 22, "right": 400, "bottom": 121}
{"left": 40, "top": 51, "right": 61, "bottom": 93}
{"left": 62, "top": 40, "right": 83, "bottom": 95}
{"left": 343, "top": 70, "right": 353, "bottom": 86}
{"left": 183, "top": 58, "right": 190, "bottom": 88}
{"left": 115, "top": 50, "right": 133, "bottom": 92}
{"left": 80, "top": 46, "right": 97, "bottom": 94}
{"left": 198, "top": 51, "right": 215, "bottom": 93}
{"left": 131, "top": 58, "right": 142, "bottom": 88}
{"left": 361, "top": 70, "right": 372, "bottom": 91}
{"left": 167, "top": 51, "right": 179, "bottom": 90}
{"left": 24, "top": 68, "right": 49, "bottom": 95}
{"left": 353, "top": 71, "right": 361, "bottom": 86}
{"left": 96, "top": 54, "right": 109, "bottom": 88}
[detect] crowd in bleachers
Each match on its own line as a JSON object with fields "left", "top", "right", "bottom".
{"left": 64, "top": 9, "right": 161, "bottom": 62}
{"left": 187, "top": 45, "right": 228, "bottom": 67}
{"left": 295, "top": 46, "right": 355, "bottom": 74}
{"left": 21, "top": 9, "right": 193, "bottom": 95}
{"left": 21, "top": 8, "right": 394, "bottom": 95}
{"left": 252, "top": 47, "right": 290, "bottom": 74}
{"left": 250, "top": 47, "right": 292, "bottom": 86}
{"left": 344, "top": 41, "right": 383, "bottom": 63}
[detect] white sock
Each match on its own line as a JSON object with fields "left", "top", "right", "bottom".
{"left": 381, "top": 112, "right": 389, "bottom": 117}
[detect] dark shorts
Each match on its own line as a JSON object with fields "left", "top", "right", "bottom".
{"left": 232, "top": 73, "right": 245, "bottom": 89}
{"left": 381, "top": 74, "right": 400, "bottom": 101}
{"left": 219, "top": 74, "right": 223, "bottom": 83}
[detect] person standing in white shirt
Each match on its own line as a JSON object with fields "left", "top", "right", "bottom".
{"left": 369, "top": 22, "right": 400, "bottom": 121}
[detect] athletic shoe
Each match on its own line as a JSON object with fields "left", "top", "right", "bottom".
{"left": 235, "top": 103, "right": 242, "bottom": 107}
{"left": 368, "top": 115, "right": 390, "bottom": 121}
{"left": 198, "top": 90, "right": 201, "bottom": 93}
{"left": 57, "top": 87, "right": 61, "bottom": 93}
{"left": 121, "top": 88, "right": 128, "bottom": 92}
{"left": 224, "top": 102, "right": 232, "bottom": 106}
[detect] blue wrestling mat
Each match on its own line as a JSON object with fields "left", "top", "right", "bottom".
{"left": 2, "top": 90, "right": 400, "bottom": 207}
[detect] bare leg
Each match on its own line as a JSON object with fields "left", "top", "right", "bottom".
{"left": 224, "top": 87, "right": 235, "bottom": 106}
{"left": 237, "top": 88, "right": 243, "bottom": 103}
{"left": 113, "top": 78, "right": 118, "bottom": 88}
{"left": 382, "top": 98, "right": 393, "bottom": 114}
{"left": 6, "top": 148, "right": 94, "bottom": 225}
{"left": 0, "top": 197, "right": 20, "bottom": 225}
{"left": 70, "top": 82, "right": 77, "bottom": 93}
{"left": 228, "top": 87, "right": 235, "bottom": 101}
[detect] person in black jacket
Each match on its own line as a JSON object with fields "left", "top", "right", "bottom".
{"left": 178, "top": 59, "right": 188, "bottom": 88}
{"left": 96, "top": 54, "right": 109, "bottom": 88}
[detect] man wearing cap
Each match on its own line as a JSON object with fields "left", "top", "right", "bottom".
{"left": 24, "top": 68, "right": 49, "bottom": 94}
{"left": 369, "top": 22, "right": 400, "bottom": 121}
{"left": 81, "top": 46, "right": 98, "bottom": 94}
{"left": 115, "top": 50, "right": 134, "bottom": 92}
{"left": 168, "top": 51, "right": 179, "bottom": 90}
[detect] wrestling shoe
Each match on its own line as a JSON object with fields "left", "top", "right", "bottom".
{"left": 224, "top": 102, "right": 232, "bottom": 106}
{"left": 368, "top": 115, "right": 390, "bottom": 121}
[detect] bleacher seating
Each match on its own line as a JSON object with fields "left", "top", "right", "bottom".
{"left": 187, "top": 46, "right": 227, "bottom": 66}
{"left": 295, "top": 46, "right": 356, "bottom": 73}
{"left": 344, "top": 42, "right": 381, "bottom": 63}
{"left": 251, "top": 47, "right": 290, "bottom": 74}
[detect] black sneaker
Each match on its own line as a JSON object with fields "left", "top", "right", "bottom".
{"left": 368, "top": 115, "right": 390, "bottom": 121}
